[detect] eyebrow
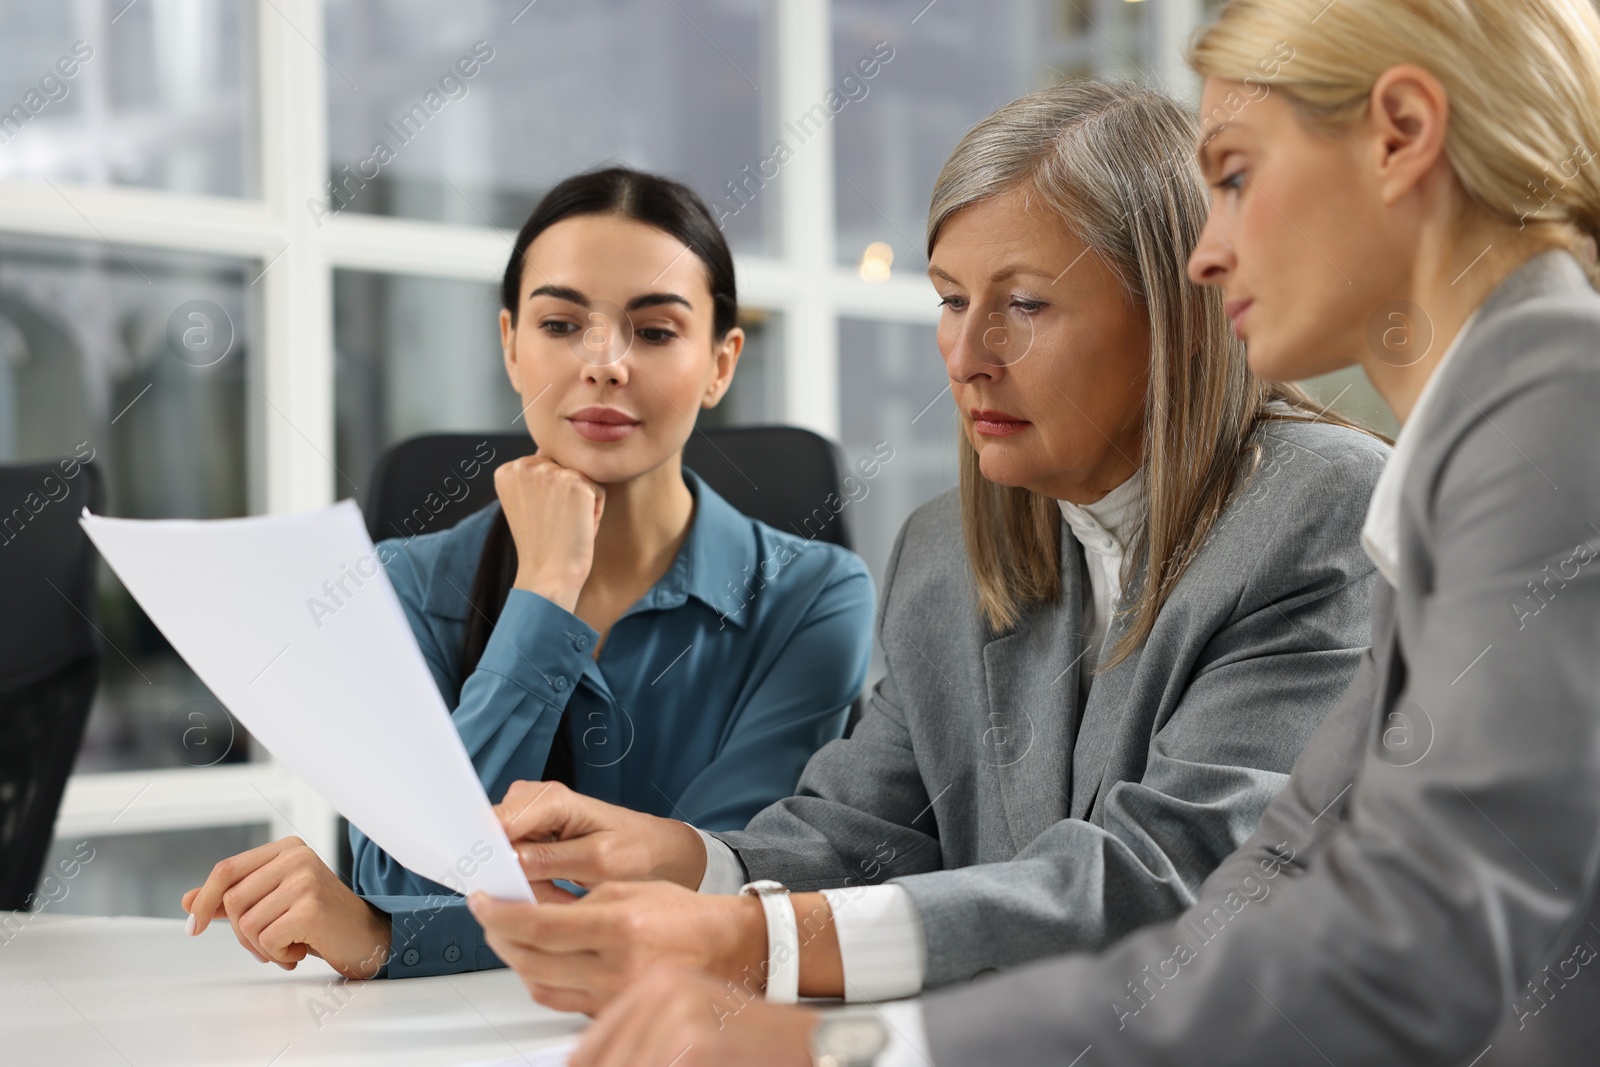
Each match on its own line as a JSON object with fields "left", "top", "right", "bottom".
{"left": 927, "top": 263, "right": 1059, "bottom": 285}
{"left": 1196, "top": 121, "right": 1233, "bottom": 172}
{"left": 527, "top": 284, "right": 693, "bottom": 313}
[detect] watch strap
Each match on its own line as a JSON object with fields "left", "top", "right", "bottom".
{"left": 740, "top": 879, "right": 799, "bottom": 1004}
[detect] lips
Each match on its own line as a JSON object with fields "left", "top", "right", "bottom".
{"left": 1225, "top": 298, "right": 1254, "bottom": 338}
{"left": 566, "top": 406, "right": 640, "bottom": 443}
{"left": 969, "top": 408, "right": 1031, "bottom": 438}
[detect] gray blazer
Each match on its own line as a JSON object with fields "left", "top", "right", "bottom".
{"left": 713, "top": 416, "right": 1388, "bottom": 986}
{"left": 923, "top": 250, "right": 1600, "bottom": 1065}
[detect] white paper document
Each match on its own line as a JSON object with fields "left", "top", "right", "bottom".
{"left": 79, "top": 501, "right": 534, "bottom": 903}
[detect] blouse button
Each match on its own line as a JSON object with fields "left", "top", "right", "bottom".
{"left": 552, "top": 676, "right": 569, "bottom": 691}
{"left": 401, "top": 948, "right": 420, "bottom": 967}
{"left": 572, "top": 635, "right": 589, "bottom": 651}
{"left": 443, "top": 944, "right": 461, "bottom": 963}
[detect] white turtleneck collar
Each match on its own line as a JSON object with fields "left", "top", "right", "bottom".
{"left": 1055, "top": 468, "right": 1144, "bottom": 706}
{"left": 1058, "top": 468, "right": 1144, "bottom": 559}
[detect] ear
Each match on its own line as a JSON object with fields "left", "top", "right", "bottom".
{"left": 1368, "top": 64, "right": 1451, "bottom": 208}
{"left": 499, "top": 307, "right": 518, "bottom": 386}
{"left": 702, "top": 326, "right": 745, "bottom": 410}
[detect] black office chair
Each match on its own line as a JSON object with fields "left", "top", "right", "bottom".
{"left": 337, "top": 427, "right": 865, "bottom": 885}
{"left": 0, "top": 459, "right": 103, "bottom": 911}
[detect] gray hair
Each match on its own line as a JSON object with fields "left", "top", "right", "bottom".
{"left": 928, "top": 80, "right": 1363, "bottom": 667}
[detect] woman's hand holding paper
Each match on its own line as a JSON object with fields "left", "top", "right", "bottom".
{"left": 495, "top": 779, "right": 709, "bottom": 890}
{"left": 466, "top": 881, "right": 767, "bottom": 1017}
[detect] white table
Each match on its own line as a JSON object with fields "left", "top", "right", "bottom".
{"left": 0, "top": 914, "right": 582, "bottom": 1066}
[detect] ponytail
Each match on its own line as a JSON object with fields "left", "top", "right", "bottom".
{"left": 458, "top": 506, "right": 516, "bottom": 679}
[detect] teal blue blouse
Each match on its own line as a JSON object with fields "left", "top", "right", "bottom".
{"left": 352, "top": 466, "right": 874, "bottom": 977}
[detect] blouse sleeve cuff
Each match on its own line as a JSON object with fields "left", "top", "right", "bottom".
{"left": 820, "top": 884, "right": 927, "bottom": 1002}
{"left": 364, "top": 895, "right": 503, "bottom": 978}
{"left": 694, "top": 827, "right": 749, "bottom": 894}
{"left": 474, "top": 588, "right": 599, "bottom": 702}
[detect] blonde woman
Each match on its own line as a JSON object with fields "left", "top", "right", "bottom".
{"left": 466, "top": 81, "right": 1388, "bottom": 1025}
{"left": 567, "top": 1, "right": 1600, "bottom": 1064}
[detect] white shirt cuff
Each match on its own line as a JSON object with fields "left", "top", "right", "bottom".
{"left": 820, "top": 884, "right": 927, "bottom": 1002}
{"left": 693, "top": 827, "right": 748, "bottom": 894}
{"left": 870, "top": 999, "right": 934, "bottom": 1067}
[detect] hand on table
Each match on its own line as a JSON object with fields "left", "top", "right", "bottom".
{"left": 566, "top": 965, "right": 818, "bottom": 1067}
{"left": 467, "top": 880, "right": 766, "bottom": 1017}
{"left": 181, "top": 836, "right": 391, "bottom": 979}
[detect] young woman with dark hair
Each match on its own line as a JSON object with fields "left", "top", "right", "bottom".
{"left": 179, "top": 166, "right": 875, "bottom": 981}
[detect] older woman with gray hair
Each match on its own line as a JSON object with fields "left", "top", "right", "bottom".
{"left": 464, "top": 78, "right": 1389, "bottom": 1035}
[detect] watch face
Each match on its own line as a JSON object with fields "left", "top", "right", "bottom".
{"left": 815, "top": 1016, "right": 889, "bottom": 1063}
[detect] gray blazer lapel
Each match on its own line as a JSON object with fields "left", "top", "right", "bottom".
{"left": 980, "top": 531, "right": 1085, "bottom": 852}
{"left": 1071, "top": 568, "right": 1405, "bottom": 822}
{"left": 1068, "top": 605, "right": 1142, "bottom": 818}
{"left": 1363, "top": 582, "right": 1410, "bottom": 770}
{"left": 1069, "top": 554, "right": 1149, "bottom": 818}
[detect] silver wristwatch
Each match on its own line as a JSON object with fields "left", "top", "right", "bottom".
{"left": 810, "top": 1013, "right": 889, "bottom": 1067}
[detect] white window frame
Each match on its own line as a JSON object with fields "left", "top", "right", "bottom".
{"left": 6, "top": 0, "right": 1197, "bottom": 860}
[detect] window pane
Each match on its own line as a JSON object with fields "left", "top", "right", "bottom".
{"left": 832, "top": 0, "right": 1153, "bottom": 270}
{"left": 36, "top": 824, "right": 270, "bottom": 918}
{"left": 838, "top": 318, "right": 957, "bottom": 607}
{"left": 324, "top": 0, "right": 773, "bottom": 254}
{"left": 0, "top": 233, "right": 259, "bottom": 773}
{"left": 334, "top": 271, "right": 513, "bottom": 502}
{"left": 334, "top": 269, "right": 784, "bottom": 507}
{"left": 0, "top": 0, "right": 256, "bottom": 197}
{"left": 698, "top": 307, "right": 783, "bottom": 432}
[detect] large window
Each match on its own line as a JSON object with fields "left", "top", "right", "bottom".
{"left": 0, "top": 3, "right": 256, "bottom": 196}
{"left": 5, "top": 0, "right": 1384, "bottom": 916}
{"left": 323, "top": 0, "right": 774, "bottom": 253}
{"left": 0, "top": 233, "right": 260, "bottom": 783}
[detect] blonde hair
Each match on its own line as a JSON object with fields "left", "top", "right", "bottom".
{"left": 1190, "top": 0, "right": 1600, "bottom": 286}
{"left": 927, "top": 80, "right": 1373, "bottom": 670}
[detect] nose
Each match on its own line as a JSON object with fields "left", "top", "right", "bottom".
{"left": 577, "top": 310, "right": 632, "bottom": 387}
{"left": 1187, "top": 210, "right": 1234, "bottom": 288}
{"left": 582, "top": 357, "right": 629, "bottom": 387}
{"left": 942, "top": 307, "right": 1012, "bottom": 386}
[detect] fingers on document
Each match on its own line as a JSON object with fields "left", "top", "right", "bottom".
{"left": 515, "top": 837, "right": 608, "bottom": 885}
{"left": 530, "top": 879, "right": 583, "bottom": 904}
{"left": 495, "top": 780, "right": 577, "bottom": 841}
